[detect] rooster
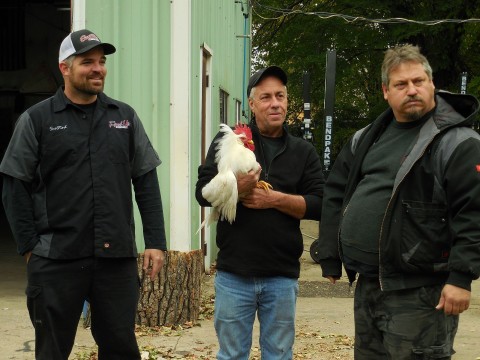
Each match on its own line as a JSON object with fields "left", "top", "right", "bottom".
{"left": 200, "top": 123, "right": 272, "bottom": 229}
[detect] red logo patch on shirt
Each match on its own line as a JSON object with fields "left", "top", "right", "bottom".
{"left": 109, "top": 120, "right": 130, "bottom": 129}
{"left": 476, "top": 165, "right": 480, "bottom": 172}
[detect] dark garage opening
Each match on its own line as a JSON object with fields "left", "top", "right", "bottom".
{"left": 0, "top": 0, "right": 70, "bottom": 260}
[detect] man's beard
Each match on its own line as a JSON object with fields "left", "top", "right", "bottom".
{"left": 405, "top": 110, "right": 423, "bottom": 122}
{"left": 76, "top": 83, "right": 103, "bottom": 95}
{"left": 71, "top": 75, "right": 104, "bottom": 96}
{"left": 403, "top": 96, "right": 424, "bottom": 121}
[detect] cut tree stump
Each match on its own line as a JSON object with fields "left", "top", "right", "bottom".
{"left": 82, "top": 250, "right": 204, "bottom": 328}
{"left": 136, "top": 249, "right": 204, "bottom": 326}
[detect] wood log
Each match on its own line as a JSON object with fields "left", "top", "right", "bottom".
{"left": 82, "top": 250, "right": 203, "bottom": 328}
{"left": 136, "top": 249, "right": 204, "bottom": 326}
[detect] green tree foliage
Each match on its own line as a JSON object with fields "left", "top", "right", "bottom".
{"left": 251, "top": 0, "right": 480, "bottom": 161}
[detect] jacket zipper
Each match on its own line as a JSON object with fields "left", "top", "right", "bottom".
{"left": 339, "top": 203, "right": 349, "bottom": 261}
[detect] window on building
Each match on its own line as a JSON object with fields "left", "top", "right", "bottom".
{"left": 235, "top": 99, "right": 242, "bottom": 124}
{"left": 219, "top": 89, "right": 229, "bottom": 124}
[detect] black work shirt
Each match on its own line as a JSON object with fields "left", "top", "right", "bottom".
{"left": 0, "top": 88, "right": 163, "bottom": 259}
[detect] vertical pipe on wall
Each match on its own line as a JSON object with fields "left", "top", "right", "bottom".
{"left": 71, "top": 0, "right": 86, "bottom": 30}
{"left": 169, "top": 0, "right": 191, "bottom": 251}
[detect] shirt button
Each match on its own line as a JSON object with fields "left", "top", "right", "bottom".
{"left": 104, "top": 242, "right": 110, "bottom": 248}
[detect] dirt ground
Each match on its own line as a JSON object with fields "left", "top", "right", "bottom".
{"left": 1, "top": 220, "right": 479, "bottom": 360}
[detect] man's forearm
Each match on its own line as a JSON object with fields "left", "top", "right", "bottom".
{"left": 269, "top": 191, "right": 306, "bottom": 219}
{"left": 240, "top": 188, "right": 307, "bottom": 219}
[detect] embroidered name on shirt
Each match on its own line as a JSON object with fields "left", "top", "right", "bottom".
{"left": 109, "top": 120, "right": 130, "bottom": 129}
{"left": 50, "top": 125, "right": 67, "bottom": 131}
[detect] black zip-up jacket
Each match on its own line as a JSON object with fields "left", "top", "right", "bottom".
{"left": 0, "top": 88, "right": 166, "bottom": 258}
{"left": 318, "top": 91, "right": 480, "bottom": 291}
{"left": 196, "top": 122, "right": 324, "bottom": 278}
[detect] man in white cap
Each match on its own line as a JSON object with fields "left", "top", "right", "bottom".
{"left": 0, "top": 29, "right": 167, "bottom": 359}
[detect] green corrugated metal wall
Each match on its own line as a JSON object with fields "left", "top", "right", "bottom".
{"left": 191, "top": 1, "right": 250, "bottom": 126}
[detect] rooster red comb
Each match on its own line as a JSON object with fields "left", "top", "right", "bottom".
{"left": 234, "top": 124, "right": 255, "bottom": 151}
{"left": 234, "top": 124, "right": 252, "bottom": 138}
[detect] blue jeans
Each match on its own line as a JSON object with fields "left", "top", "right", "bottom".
{"left": 214, "top": 270, "right": 298, "bottom": 360}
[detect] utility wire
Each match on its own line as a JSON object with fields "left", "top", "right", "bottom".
{"left": 252, "top": 1, "right": 480, "bottom": 25}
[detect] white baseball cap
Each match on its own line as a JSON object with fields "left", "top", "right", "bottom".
{"left": 59, "top": 29, "right": 116, "bottom": 62}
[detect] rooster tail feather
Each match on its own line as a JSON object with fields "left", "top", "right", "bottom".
{"left": 195, "top": 220, "right": 206, "bottom": 235}
{"left": 195, "top": 208, "right": 220, "bottom": 234}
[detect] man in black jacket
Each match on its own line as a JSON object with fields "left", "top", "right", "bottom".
{"left": 318, "top": 44, "right": 480, "bottom": 359}
{"left": 0, "top": 29, "right": 166, "bottom": 360}
{"left": 196, "top": 66, "right": 324, "bottom": 359}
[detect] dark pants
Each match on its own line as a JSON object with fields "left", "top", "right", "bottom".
{"left": 354, "top": 275, "right": 458, "bottom": 360}
{"left": 26, "top": 255, "right": 141, "bottom": 360}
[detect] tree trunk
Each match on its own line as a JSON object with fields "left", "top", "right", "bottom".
{"left": 136, "top": 249, "right": 204, "bottom": 326}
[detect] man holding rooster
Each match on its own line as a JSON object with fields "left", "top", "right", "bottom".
{"left": 196, "top": 66, "right": 324, "bottom": 360}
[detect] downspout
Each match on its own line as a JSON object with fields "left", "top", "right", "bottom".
{"left": 71, "top": 0, "right": 86, "bottom": 30}
{"left": 241, "top": 14, "right": 248, "bottom": 122}
{"left": 240, "top": 1, "right": 251, "bottom": 122}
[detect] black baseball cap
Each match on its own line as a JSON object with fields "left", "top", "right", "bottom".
{"left": 247, "top": 66, "right": 287, "bottom": 97}
{"left": 59, "top": 29, "right": 116, "bottom": 62}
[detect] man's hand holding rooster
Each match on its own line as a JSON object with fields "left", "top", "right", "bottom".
{"left": 237, "top": 166, "right": 262, "bottom": 195}
{"left": 240, "top": 187, "right": 306, "bottom": 219}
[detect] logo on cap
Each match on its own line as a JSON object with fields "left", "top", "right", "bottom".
{"left": 80, "top": 34, "right": 100, "bottom": 43}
